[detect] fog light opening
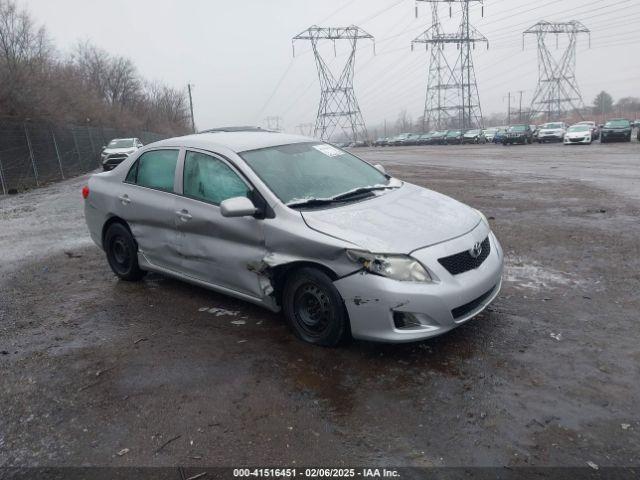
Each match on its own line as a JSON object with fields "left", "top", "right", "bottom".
{"left": 393, "top": 312, "right": 424, "bottom": 330}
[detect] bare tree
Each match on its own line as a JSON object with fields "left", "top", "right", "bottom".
{"left": 0, "top": 0, "right": 52, "bottom": 117}
{"left": 395, "top": 109, "right": 413, "bottom": 133}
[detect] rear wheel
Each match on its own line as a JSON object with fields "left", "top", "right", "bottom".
{"left": 104, "top": 223, "right": 146, "bottom": 281}
{"left": 282, "top": 268, "right": 349, "bottom": 347}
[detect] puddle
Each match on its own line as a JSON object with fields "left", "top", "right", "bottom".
{"left": 504, "top": 256, "right": 594, "bottom": 292}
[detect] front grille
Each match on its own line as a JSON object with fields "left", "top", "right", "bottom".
{"left": 438, "top": 236, "right": 490, "bottom": 275}
{"left": 105, "top": 154, "right": 128, "bottom": 165}
{"left": 451, "top": 284, "right": 497, "bottom": 320}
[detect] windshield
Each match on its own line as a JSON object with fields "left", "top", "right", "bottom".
{"left": 485, "top": 128, "right": 499, "bottom": 133}
{"left": 544, "top": 123, "right": 564, "bottom": 129}
{"left": 568, "top": 125, "right": 590, "bottom": 132}
{"left": 107, "top": 139, "right": 135, "bottom": 148}
{"left": 605, "top": 120, "right": 630, "bottom": 128}
{"left": 509, "top": 125, "right": 527, "bottom": 132}
{"left": 447, "top": 131, "right": 461, "bottom": 136}
{"left": 240, "top": 142, "right": 389, "bottom": 206}
{"left": 465, "top": 130, "right": 480, "bottom": 135}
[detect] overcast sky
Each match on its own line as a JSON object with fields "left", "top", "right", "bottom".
{"left": 23, "top": 0, "right": 640, "bottom": 133}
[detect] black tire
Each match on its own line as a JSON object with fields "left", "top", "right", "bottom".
{"left": 104, "top": 222, "right": 146, "bottom": 281}
{"left": 601, "top": 138, "right": 606, "bottom": 144}
{"left": 282, "top": 267, "right": 349, "bottom": 347}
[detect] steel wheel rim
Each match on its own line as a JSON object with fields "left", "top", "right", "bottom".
{"left": 293, "top": 283, "right": 332, "bottom": 337}
{"left": 110, "top": 236, "right": 131, "bottom": 273}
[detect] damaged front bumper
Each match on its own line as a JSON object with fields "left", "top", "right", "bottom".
{"left": 334, "top": 231, "right": 503, "bottom": 343}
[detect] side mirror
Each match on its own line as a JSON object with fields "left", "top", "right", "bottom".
{"left": 220, "top": 196, "right": 257, "bottom": 218}
{"left": 101, "top": 145, "right": 106, "bottom": 151}
{"left": 374, "top": 164, "right": 386, "bottom": 174}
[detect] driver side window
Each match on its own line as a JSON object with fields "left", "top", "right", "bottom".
{"left": 183, "top": 151, "right": 249, "bottom": 205}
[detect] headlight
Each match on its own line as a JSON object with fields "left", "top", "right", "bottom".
{"left": 346, "top": 250, "right": 432, "bottom": 282}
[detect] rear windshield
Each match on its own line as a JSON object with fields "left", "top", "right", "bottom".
{"left": 509, "top": 125, "right": 527, "bottom": 132}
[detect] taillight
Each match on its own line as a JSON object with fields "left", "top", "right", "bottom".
{"left": 82, "top": 185, "right": 90, "bottom": 199}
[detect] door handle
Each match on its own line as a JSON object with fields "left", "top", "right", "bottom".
{"left": 118, "top": 194, "right": 131, "bottom": 205}
{"left": 175, "top": 209, "right": 192, "bottom": 221}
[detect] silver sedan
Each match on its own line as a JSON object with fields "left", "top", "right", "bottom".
{"left": 83, "top": 129, "right": 503, "bottom": 346}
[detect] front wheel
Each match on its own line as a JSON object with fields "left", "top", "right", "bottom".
{"left": 104, "top": 222, "right": 146, "bottom": 281}
{"left": 282, "top": 268, "right": 349, "bottom": 347}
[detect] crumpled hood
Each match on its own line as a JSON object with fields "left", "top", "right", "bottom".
{"left": 301, "top": 183, "right": 481, "bottom": 253}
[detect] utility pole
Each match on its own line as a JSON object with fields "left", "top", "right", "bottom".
{"left": 505, "top": 92, "right": 512, "bottom": 125}
{"left": 293, "top": 26, "right": 374, "bottom": 143}
{"left": 187, "top": 83, "right": 196, "bottom": 133}
{"left": 517, "top": 90, "right": 524, "bottom": 123}
{"left": 523, "top": 21, "right": 590, "bottom": 122}
{"left": 413, "top": 0, "right": 488, "bottom": 131}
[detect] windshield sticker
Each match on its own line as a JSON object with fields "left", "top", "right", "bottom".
{"left": 313, "top": 144, "right": 345, "bottom": 157}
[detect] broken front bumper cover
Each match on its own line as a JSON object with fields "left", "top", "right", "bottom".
{"left": 334, "top": 230, "right": 503, "bottom": 343}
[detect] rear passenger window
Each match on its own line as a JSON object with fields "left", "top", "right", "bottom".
{"left": 132, "top": 150, "right": 179, "bottom": 192}
{"left": 183, "top": 151, "right": 249, "bottom": 205}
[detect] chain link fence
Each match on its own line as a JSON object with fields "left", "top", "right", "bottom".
{"left": 0, "top": 119, "right": 168, "bottom": 195}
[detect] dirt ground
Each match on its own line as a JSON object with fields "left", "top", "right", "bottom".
{"left": 1, "top": 141, "right": 639, "bottom": 470}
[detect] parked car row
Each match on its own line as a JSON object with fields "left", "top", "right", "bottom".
{"left": 375, "top": 129, "right": 489, "bottom": 147}
{"left": 370, "top": 119, "right": 636, "bottom": 148}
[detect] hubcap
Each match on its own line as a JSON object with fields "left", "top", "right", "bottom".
{"left": 293, "top": 283, "right": 332, "bottom": 337}
{"left": 110, "top": 236, "right": 131, "bottom": 272}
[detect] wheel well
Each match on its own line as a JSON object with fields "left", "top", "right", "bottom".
{"left": 101, "top": 216, "right": 131, "bottom": 247}
{"left": 270, "top": 261, "right": 339, "bottom": 307}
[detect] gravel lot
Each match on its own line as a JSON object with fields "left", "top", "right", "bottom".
{"left": 1, "top": 142, "right": 639, "bottom": 469}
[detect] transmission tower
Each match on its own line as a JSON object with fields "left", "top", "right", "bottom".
{"left": 293, "top": 26, "right": 374, "bottom": 142}
{"left": 296, "top": 122, "right": 315, "bottom": 137}
{"left": 413, "top": 1, "right": 488, "bottom": 131}
{"left": 264, "top": 116, "right": 283, "bottom": 132}
{"left": 524, "top": 21, "right": 590, "bottom": 122}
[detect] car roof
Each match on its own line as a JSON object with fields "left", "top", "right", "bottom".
{"left": 150, "top": 130, "right": 314, "bottom": 153}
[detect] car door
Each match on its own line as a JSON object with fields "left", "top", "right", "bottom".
{"left": 120, "top": 148, "right": 182, "bottom": 272}
{"left": 173, "top": 149, "right": 266, "bottom": 299}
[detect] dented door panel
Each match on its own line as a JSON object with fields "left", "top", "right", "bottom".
{"left": 174, "top": 196, "right": 266, "bottom": 298}
{"left": 116, "top": 184, "right": 182, "bottom": 272}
